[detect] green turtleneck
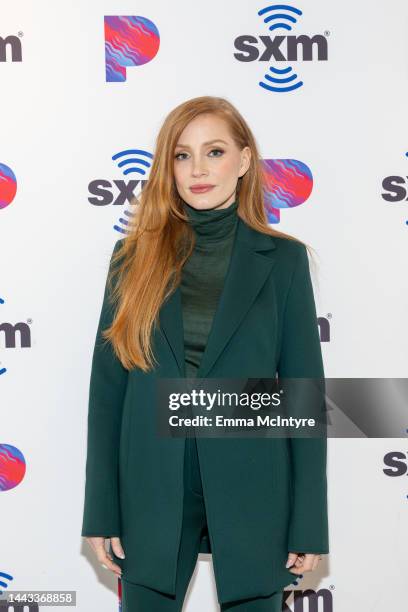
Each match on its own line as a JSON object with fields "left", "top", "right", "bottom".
{"left": 180, "top": 199, "right": 239, "bottom": 378}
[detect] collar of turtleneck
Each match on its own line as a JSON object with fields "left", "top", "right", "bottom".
{"left": 182, "top": 199, "right": 239, "bottom": 245}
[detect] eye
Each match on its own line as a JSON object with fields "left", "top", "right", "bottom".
{"left": 208, "top": 148, "right": 224, "bottom": 157}
{"left": 174, "top": 152, "right": 187, "bottom": 161}
{"left": 174, "top": 148, "right": 225, "bottom": 161}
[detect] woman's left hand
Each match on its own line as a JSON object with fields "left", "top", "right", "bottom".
{"left": 286, "top": 552, "right": 322, "bottom": 574}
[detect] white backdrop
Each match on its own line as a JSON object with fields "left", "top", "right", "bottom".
{"left": 1, "top": 1, "right": 408, "bottom": 611}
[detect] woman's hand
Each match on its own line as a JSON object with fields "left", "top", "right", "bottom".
{"left": 286, "top": 552, "right": 322, "bottom": 574}
{"left": 85, "top": 536, "right": 125, "bottom": 577}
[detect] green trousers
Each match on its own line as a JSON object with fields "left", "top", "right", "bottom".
{"left": 121, "top": 436, "right": 283, "bottom": 611}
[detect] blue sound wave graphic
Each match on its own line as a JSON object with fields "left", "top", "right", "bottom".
{"left": 112, "top": 149, "right": 153, "bottom": 176}
{"left": 0, "top": 571, "right": 14, "bottom": 594}
{"left": 258, "top": 4, "right": 302, "bottom": 32}
{"left": 113, "top": 208, "right": 137, "bottom": 235}
{"left": 258, "top": 4, "right": 304, "bottom": 92}
{"left": 259, "top": 65, "right": 303, "bottom": 92}
{"left": 112, "top": 149, "right": 153, "bottom": 235}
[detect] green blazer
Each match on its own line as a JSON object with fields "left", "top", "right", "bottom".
{"left": 81, "top": 217, "right": 329, "bottom": 604}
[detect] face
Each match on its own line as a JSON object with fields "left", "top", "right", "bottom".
{"left": 173, "top": 113, "right": 251, "bottom": 210}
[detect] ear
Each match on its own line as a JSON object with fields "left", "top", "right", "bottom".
{"left": 239, "top": 146, "right": 251, "bottom": 177}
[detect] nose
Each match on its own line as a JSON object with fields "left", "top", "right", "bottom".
{"left": 191, "top": 157, "right": 208, "bottom": 177}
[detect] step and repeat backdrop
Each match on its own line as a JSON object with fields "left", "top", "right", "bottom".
{"left": 1, "top": 2, "right": 407, "bottom": 611}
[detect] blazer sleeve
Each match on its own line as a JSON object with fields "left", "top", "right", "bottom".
{"left": 81, "top": 239, "right": 128, "bottom": 537}
{"left": 277, "top": 242, "right": 329, "bottom": 554}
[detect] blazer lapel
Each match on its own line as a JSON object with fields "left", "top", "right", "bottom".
{"left": 159, "top": 216, "right": 277, "bottom": 378}
{"left": 158, "top": 278, "right": 186, "bottom": 376}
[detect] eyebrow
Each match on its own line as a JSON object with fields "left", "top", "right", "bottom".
{"left": 174, "top": 139, "right": 229, "bottom": 149}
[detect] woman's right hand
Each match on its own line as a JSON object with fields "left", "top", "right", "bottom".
{"left": 85, "top": 536, "right": 125, "bottom": 577}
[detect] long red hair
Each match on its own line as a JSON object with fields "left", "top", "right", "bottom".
{"left": 103, "top": 96, "right": 311, "bottom": 372}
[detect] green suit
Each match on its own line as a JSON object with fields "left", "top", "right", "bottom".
{"left": 81, "top": 218, "right": 329, "bottom": 604}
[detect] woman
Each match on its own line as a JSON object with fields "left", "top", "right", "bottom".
{"left": 81, "top": 96, "right": 329, "bottom": 611}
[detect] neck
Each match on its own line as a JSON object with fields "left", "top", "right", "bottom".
{"left": 182, "top": 199, "right": 239, "bottom": 244}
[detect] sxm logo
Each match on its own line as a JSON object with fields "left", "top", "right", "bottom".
{"left": 283, "top": 587, "right": 334, "bottom": 611}
{"left": 0, "top": 317, "right": 31, "bottom": 350}
{"left": 0, "top": 295, "right": 32, "bottom": 377}
{"left": 88, "top": 148, "right": 153, "bottom": 234}
{"left": 104, "top": 16, "right": 160, "bottom": 82}
{"left": 381, "top": 151, "right": 408, "bottom": 226}
{"left": 317, "top": 316, "right": 330, "bottom": 343}
{"left": 0, "top": 33, "right": 23, "bottom": 63}
{"left": 0, "top": 296, "right": 4, "bottom": 376}
{"left": 383, "top": 451, "right": 408, "bottom": 501}
{"left": 234, "top": 4, "right": 329, "bottom": 92}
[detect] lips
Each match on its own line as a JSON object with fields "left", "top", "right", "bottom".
{"left": 190, "top": 185, "right": 215, "bottom": 193}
